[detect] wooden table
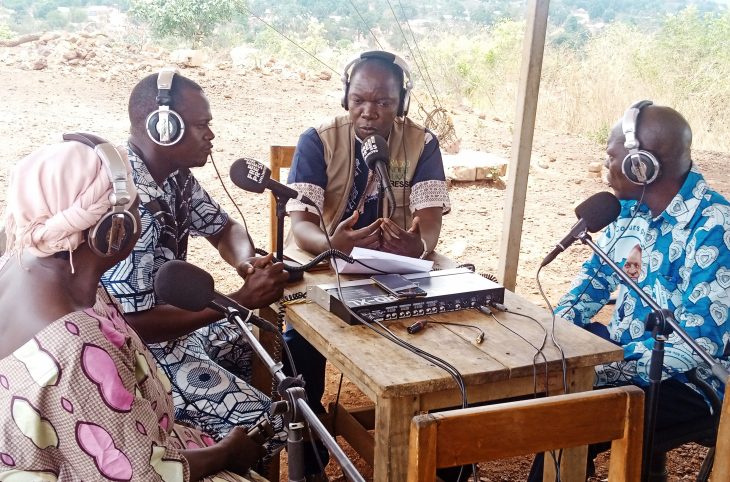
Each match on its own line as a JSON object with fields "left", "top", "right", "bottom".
{"left": 278, "top": 256, "right": 623, "bottom": 481}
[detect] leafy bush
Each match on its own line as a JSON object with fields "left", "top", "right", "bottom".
{"left": 129, "top": 0, "right": 246, "bottom": 48}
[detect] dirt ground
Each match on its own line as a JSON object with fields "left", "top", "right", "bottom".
{"left": 1, "top": 50, "right": 727, "bottom": 480}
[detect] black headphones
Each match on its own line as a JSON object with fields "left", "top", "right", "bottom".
{"left": 341, "top": 50, "right": 413, "bottom": 117}
{"left": 621, "top": 100, "right": 661, "bottom": 185}
{"left": 146, "top": 67, "right": 185, "bottom": 146}
{"left": 62, "top": 132, "right": 139, "bottom": 257}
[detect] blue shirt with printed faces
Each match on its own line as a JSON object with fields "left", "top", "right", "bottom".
{"left": 555, "top": 168, "right": 730, "bottom": 402}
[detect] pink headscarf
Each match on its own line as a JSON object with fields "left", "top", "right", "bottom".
{"left": 3, "top": 140, "right": 136, "bottom": 261}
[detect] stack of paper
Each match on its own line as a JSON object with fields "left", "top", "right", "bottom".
{"left": 334, "top": 247, "right": 433, "bottom": 274}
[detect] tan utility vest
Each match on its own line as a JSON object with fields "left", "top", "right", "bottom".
{"left": 317, "top": 115, "right": 426, "bottom": 234}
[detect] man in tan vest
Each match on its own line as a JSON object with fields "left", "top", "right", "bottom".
{"left": 285, "top": 50, "right": 450, "bottom": 258}
{"left": 283, "top": 51, "right": 452, "bottom": 481}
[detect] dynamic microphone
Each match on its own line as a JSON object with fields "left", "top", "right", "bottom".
{"left": 361, "top": 134, "right": 396, "bottom": 218}
{"left": 540, "top": 191, "right": 621, "bottom": 268}
{"left": 230, "top": 157, "right": 316, "bottom": 207}
{"left": 153, "top": 259, "right": 279, "bottom": 334}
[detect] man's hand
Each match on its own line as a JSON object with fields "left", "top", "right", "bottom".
{"left": 380, "top": 216, "right": 423, "bottom": 258}
{"left": 331, "top": 210, "right": 382, "bottom": 254}
{"left": 231, "top": 253, "right": 288, "bottom": 308}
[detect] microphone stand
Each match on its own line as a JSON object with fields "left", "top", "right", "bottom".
{"left": 273, "top": 194, "right": 304, "bottom": 282}
{"left": 576, "top": 232, "right": 729, "bottom": 482}
{"left": 224, "top": 307, "right": 365, "bottom": 482}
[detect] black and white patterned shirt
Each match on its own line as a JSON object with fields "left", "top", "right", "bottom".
{"left": 101, "top": 146, "right": 228, "bottom": 313}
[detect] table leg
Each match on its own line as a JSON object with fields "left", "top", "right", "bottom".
{"left": 374, "top": 395, "right": 420, "bottom": 482}
{"left": 543, "top": 366, "right": 594, "bottom": 482}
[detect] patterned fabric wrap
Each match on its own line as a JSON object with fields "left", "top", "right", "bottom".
{"left": 0, "top": 285, "right": 252, "bottom": 482}
{"left": 556, "top": 168, "right": 730, "bottom": 403}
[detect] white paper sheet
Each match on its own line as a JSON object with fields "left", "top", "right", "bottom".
{"left": 334, "top": 247, "right": 433, "bottom": 274}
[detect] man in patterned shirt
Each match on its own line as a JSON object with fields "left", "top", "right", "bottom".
{"left": 101, "top": 72, "right": 288, "bottom": 456}
{"left": 531, "top": 102, "right": 730, "bottom": 481}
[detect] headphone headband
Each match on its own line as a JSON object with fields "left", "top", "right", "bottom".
{"left": 155, "top": 67, "right": 177, "bottom": 105}
{"left": 62, "top": 133, "right": 132, "bottom": 208}
{"left": 341, "top": 51, "right": 414, "bottom": 90}
{"left": 622, "top": 100, "right": 653, "bottom": 150}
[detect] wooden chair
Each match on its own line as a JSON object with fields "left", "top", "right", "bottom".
{"left": 407, "top": 385, "right": 644, "bottom": 482}
{"left": 269, "top": 145, "right": 296, "bottom": 254}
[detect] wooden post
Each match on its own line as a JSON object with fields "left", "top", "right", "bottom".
{"left": 497, "top": 0, "right": 550, "bottom": 291}
{"left": 711, "top": 377, "right": 730, "bottom": 481}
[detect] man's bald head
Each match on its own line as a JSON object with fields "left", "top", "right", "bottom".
{"left": 634, "top": 104, "right": 692, "bottom": 180}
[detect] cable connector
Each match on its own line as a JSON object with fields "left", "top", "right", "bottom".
{"left": 477, "top": 305, "right": 492, "bottom": 316}
{"left": 490, "top": 301, "right": 508, "bottom": 312}
{"left": 474, "top": 332, "right": 485, "bottom": 345}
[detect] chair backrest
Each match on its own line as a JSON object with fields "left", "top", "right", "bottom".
{"left": 407, "top": 385, "right": 644, "bottom": 482}
{"left": 269, "top": 145, "right": 296, "bottom": 253}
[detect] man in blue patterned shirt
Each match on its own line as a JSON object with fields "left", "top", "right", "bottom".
{"left": 532, "top": 103, "right": 730, "bottom": 480}
{"left": 101, "top": 72, "right": 288, "bottom": 460}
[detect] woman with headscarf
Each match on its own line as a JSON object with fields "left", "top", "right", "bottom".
{"left": 0, "top": 135, "right": 265, "bottom": 481}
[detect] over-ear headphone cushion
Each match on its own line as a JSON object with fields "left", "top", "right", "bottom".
{"left": 146, "top": 110, "right": 183, "bottom": 146}
{"left": 399, "top": 86, "right": 409, "bottom": 117}
{"left": 341, "top": 81, "right": 350, "bottom": 110}
{"left": 622, "top": 151, "right": 660, "bottom": 185}
{"left": 88, "top": 211, "right": 138, "bottom": 257}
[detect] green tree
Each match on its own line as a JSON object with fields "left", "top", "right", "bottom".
{"left": 129, "top": 0, "right": 245, "bottom": 48}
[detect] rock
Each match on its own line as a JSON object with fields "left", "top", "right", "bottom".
{"left": 443, "top": 150, "right": 508, "bottom": 181}
{"left": 170, "top": 49, "right": 205, "bottom": 67}
{"left": 32, "top": 58, "right": 48, "bottom": 70}
{"left": 39, "top": 32, "right": 60, "bottom": 43}
{"left": 318, "top": 70, "right": 331, "bottom": 81}
{"left": 587, "top": 161, "right": 603, "bottom": 173}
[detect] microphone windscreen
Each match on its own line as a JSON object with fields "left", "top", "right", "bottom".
{"left": 154, "top": 260, "right": 215, "bottom": 312}
{"left": 575, "top": 191, "right": 621, "bottom": 233}
{"left": 230, "top": 158, "right": 270, "bottom": 194}
{"left": 361, "top": 134, "right": 389, "bottom": 170}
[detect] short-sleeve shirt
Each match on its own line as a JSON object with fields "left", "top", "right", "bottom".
{"left": 286, "top": 127, "right": 450, "bottom": 229}
{"left": 555, "top": 168, "right": 730, "bottom": 401}
{"left": 101, "top": 147, "right": 228, "bottom": 313}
